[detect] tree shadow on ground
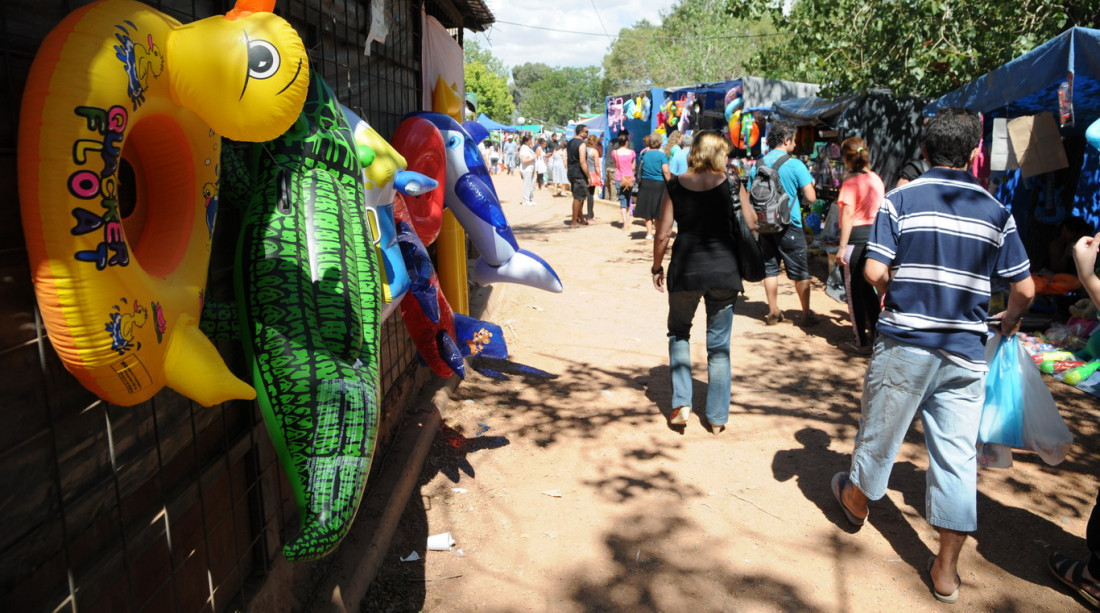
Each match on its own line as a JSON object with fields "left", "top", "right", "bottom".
{"left": 772, "top": 426, "right": 1098, "bottom": 608}
{"left": 365, "top": 318, "right": 1100, "bottom": 611}
{"left": 564, "top": 510, "right": 829, "bottom": 613}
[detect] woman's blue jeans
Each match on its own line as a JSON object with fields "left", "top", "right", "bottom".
{"left": 667, "top": 289, "right": 738, "bottom": 426}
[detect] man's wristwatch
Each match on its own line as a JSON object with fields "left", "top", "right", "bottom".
{"left": 651, "top": 266, "right": 664, "bottom": 275}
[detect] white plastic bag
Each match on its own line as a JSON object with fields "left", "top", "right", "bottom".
{"left": 1017, "top": 339, "right": 1074, "bottom": 465}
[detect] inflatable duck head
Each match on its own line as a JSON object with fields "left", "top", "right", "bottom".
{"left": 169, "top": 0, "right": 309, "bottom": 142}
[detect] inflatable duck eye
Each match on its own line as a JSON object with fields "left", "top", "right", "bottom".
{"left": 446, "top": 134, "right": 463, "bottom": 149}
{"left": 247, "top": 38, "right": 280, "bottom": 80}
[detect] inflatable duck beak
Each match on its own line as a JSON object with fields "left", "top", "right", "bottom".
{"left": 163, "top": 314, "right": 257, "bottom": 406}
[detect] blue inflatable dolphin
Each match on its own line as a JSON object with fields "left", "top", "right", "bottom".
{"left": 406, "top": 111, "right": 564, "bottom": 294}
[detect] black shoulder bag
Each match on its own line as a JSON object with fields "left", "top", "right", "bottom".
{"left": 729, "top": 176, "right": 766, "bottom": 283}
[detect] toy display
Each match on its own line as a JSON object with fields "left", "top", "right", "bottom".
{"left": 18, "top": 0, "right": 308, "bottom": 406}
{"left": 341, "top": 105, "right": 421, "bottom": 315}
{"left": 403, "top": 112, "right": 564, "bottom": 294}
{"left": 223, "top": 76, "right": 380, "bottom": 561}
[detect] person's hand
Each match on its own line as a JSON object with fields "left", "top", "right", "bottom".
{"left": 1073, "top": 232, "right": 1100, "bottom": 278}
{"left": 988, "top": 312, "right": 1023, "bottom": 337}
{"left": 652, "top": 267, "right": 665, "bottom": 292}
{"left": 836, "top": 246, "right": 848, "bottom": 268}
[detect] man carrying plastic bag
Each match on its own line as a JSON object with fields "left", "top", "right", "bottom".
{"left": 829, "top": 108, "right": 1035, "bottom": 603}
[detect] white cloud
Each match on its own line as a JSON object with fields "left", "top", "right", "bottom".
{"left": 473, "top": 0, "right": 679, "bottom": 72}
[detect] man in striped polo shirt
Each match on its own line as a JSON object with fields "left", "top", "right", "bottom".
{"left": 831, "top": 108, "right": 1035, "bottom": 603}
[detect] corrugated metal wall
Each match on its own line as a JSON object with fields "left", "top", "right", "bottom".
{"left": 0, "top": 0, "right": 435, "bottom": 610}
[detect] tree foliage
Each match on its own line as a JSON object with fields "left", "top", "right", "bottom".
{"left": 510, "top": 62, "right": 552, "bottom": 108}
{"left": 464, "top": 40, "right": 514, "bottom": 121}
{"left": 602, "top": 0, "right": 773, "bottom": 94}
{"left": 517, "top": 66, "right": 603, "bottom": 126}
{"left": 726, "top": 0, "right": 1100, "bottom": 98}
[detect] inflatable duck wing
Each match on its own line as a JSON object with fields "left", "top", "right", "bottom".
{"left": 224, "top": 76, "right": 380, "bottom": 561}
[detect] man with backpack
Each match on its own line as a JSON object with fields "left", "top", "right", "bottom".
{"left": 748, "top": 120, "right": 819, "bottom": 326}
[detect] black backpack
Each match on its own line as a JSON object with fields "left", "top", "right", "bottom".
{"left": 749, "top": 153, "right": 791, "bottom": 234}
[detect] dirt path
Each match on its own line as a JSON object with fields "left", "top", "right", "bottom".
{"left": 363, "top": 171, "right": 1100, "bottom": 612}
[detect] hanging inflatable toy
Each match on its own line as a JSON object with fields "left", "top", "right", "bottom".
{"left": 727, "top": 109, "right": 742, "bottom": 144}
{"left": 607, "top": 97, "right": 625, "bottom": 133}
{"left": 391, "top": 193, "right": 507, "bottom": 379}
{"left": 1087, "top": 117, "right": 1100, "bottom": 151}
{"left": 390, "top": 117, "right": 447, "bottom": 246}
{"left": 724, "top": 96, "right": 743, "bottom": 122}
{"left": 18, "top": 0, "right": 308, "bottom": 406}
{"left": 623, "top": 97, "right": 638, "bottom": 120}
{"left": 400, "top": 112, "right": 564, "bottom": 293}
{"left": 639, "top": 95, "right": 652, "bottom": 122}
{"left": 724, "top": 85, "right": 743, "bottom": 108}
{"left": 677, "top": 94, "right": 694, "bottom": 132}
{"left": 341, "top": 105, "right": 427, "bottom": 317}
{"left": 221, "top": 76, "right": 381, "bottom": 562}
{"left": 729, "top": 110, "right": 760, "bottom": 150}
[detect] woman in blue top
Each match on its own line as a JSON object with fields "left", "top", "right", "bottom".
{"left": 634, "top": 133, "right": 671, "bottom": 239}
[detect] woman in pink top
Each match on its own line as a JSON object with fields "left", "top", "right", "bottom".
{"left": 610, "top": 134, "right": 637, "bottom": 232}
{"left": 835, "top": 137, "right": 885, "bottom": 354}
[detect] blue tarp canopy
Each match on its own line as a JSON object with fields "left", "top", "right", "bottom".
{"left": 927, "top": 27, "right": 1100, "bottom": 244}
{"left": 476, "top": 113, "right": 515, "bottom": 132}
{"left": 925, "top": 27, "right": 1100, "bottom": 130}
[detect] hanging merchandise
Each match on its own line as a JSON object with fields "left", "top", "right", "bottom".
{"left": 724, "top": 96, "right": 743, "bottom": 122}
{"left": 607, "top": 97, "right": 625, "bottom": 133}
{"left": 639, "top": 95, "right": 652, "bottom": 121}
{"left": 727, "top": 109, "right": 741, "bottom": 145}
{"left": 623, "top": 97, "right": 638, "bottom": 120}
{"left": 17, "top": 0, "right": 309, "bottom": 407}
{"left": 724, "top": 84, "right": 743, "bottom": 108}
{"left": 1058, "top": 74, "right": 1073, "bottom": 127}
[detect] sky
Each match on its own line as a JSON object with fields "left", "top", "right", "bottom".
{"left": 474, "top": 0, "right": 681, "bottom": 71}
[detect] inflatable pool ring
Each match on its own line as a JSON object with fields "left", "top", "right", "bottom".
{"left": 727, "top": 110, "right": 742, "bottom": 144}
{"left": 404, "top": 112, "right": 564, "bottom": 293}
{"left": 224, "top": 76, "right": 380, "bottom": 561}
{"left": 724, "top": 97, "right": 743, "bottom": 122}
{"left": 729, "top": 111, "right": 760, "bottom": 150}
{"left": 18, "top": 0, "right": 308, "bottom": 406}
{"left": 391, "top": 116, "right": 447, "bottom": 246}
{"left": 341, "top": 104, "right": 415, "bottom": 314}
{"left": 1088, "top": 117, "right": 1100, "bottom": 151}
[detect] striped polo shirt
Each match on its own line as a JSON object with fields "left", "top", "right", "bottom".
{"left": 866, "top": 168, "right": 1031, "bottom": 368}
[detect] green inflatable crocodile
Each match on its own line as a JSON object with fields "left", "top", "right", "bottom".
{"left": 222, "top": 75, "right": 380, "bottom": 561}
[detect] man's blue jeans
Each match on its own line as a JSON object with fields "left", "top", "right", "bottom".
{"left": 667, "top": 289, "right": 738, "bottom": 426}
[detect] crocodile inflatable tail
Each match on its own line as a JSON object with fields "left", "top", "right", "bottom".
{"left": 223, "top": 75, "right": 380, "bottom": 561}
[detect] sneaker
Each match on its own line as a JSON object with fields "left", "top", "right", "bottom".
{"left": 764, "top": 312, "right": 785, "bottom": 326}
{"left": 669, "top": 406, "right": 690, "bottom": 425}
{"left": 645, "top": 233, "right": 654, "bottom": 240}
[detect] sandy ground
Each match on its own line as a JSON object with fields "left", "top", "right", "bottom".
{"left": 362, "top": 170, "right": 1100, "bottom": 612}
